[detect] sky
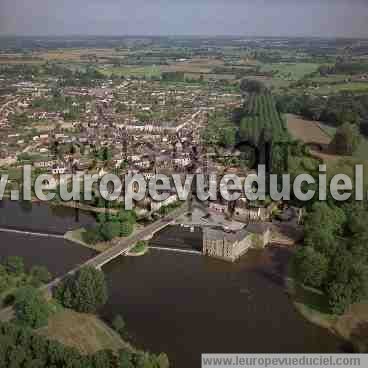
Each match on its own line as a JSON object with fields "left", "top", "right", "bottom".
{"left": 0, "top": 0, "right": 367, "bottom": 38}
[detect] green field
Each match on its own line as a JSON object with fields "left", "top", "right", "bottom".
{"left": 310, "top": 82, "right": 368, "bottom": 95}
{"left": 260, "top": 62, "right": 320, "bottom": 80}
{"left": 99, "top": 66, "right": 161, "bottom": 78}
{"left": 239, "top": 94, "right": 288, "bottom": 144}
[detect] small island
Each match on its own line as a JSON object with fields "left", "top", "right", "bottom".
{"left": 127, "top": 241, "right": 149, "bottom": 257}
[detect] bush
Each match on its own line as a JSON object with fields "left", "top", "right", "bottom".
{"left": 83, "top": 227, "right": 102, "bottom": 244}
{"left": 14, "top": 287, "right": 50, "bottom": 328}
{"left": 120, "top": 221, "right": 134, "bottom": 237}
{"left": 100, "top": 222, "right": 122, "bottom": 241}
{"left": 112, "top": 314, "right": 126, "bottom": 336}
{"left": 30, "top": 266, "right": 52, "bottom": 286}
{"left": 294, "top": 246, "right": 329, "bottom": 289}
{"left": 55, "top": 267, "right": 108, "bottom": 313}
{"left": 3, "top": 256, "right": 24, "bottom": 275}
{"left": 240, "top": 79, "right": 267, "bottom": 94}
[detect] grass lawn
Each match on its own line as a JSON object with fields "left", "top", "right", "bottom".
{"left": 37, "top": 309, "right": 132, "bottom": 355}
{"left": 129, "top": 241, "right": 148, "bottom": 255}
{"left": 64, "top": 228, "right": 110, "bottom": 252}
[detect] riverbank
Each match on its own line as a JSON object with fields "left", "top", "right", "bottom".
{"left": 64, "top": 228, "right": 111, "bottom": 252}
{"left": 64, "top": 220, "right": 146, "bottom": 253}
{"left": 37, "top": 308, "right": 133, "bottom": 354}
{"left": 286, "top": 257, "right": 368, "bottom": 352}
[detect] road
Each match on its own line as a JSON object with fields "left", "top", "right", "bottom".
{"left": 85, "top": 203, "right": 188, "bottom": 269}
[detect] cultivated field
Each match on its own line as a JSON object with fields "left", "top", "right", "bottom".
{"left": 33, "top": 48, "right": 128, "bottom": 62}
{"left": 99, "top": 65, "right": 161, "bottom": 78}
{"left": 286, "top": 114, "right": 343, "bottom": 161}
{"left": 287, "top": 114, "right": 332, "bottom": 145}
{"left": 239, "top": 94, "right": 288, "bottom": 144}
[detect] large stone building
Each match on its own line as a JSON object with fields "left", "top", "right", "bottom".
{"left": 202, "top": 224, "right": 271, "bottom": 262}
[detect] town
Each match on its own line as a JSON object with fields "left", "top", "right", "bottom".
{"left": 1, "top": 31, "right": 368, "bottom": 368}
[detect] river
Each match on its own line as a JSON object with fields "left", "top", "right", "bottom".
{"left": 0, "top": 200, "right": 344, "bottom": 368}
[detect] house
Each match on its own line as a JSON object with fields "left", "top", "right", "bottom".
{"left": 208, "top": 201, "right": 228, "bottom": 214}
{"left": 233, "top": 197, "right": 278, "bottom": 223}
{"left": 150, "top": 193, "right": 179, "bottom": 213}
{"left": 173, "top": 154, "right": 191, "bottom": 168}
{"left": 33, "top": 159, "right": 56, "bottom": 169}
{"left": 51, "top": 164, "right": 67, "bottom": 175}
{"left": 202, "top": 227, "right": 252, "bottom": 262}
{"left": 202, "top": 223, "right": 271, "bottom": 262}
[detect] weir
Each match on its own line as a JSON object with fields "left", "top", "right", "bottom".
{"left": 0, "top": 227, "right": 65, "bottom": 239}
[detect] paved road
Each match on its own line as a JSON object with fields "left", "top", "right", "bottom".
{"left": 85, "top": 204, "right": 188, "bottom": 269}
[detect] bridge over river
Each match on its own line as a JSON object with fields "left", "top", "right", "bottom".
{"left": 0, "top": 204, "right": 189, "bottom": 321}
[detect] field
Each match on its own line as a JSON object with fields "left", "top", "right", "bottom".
{"left": 260, "top": 62, "right": 320, "bottom": 80}
{"left": 37, "top": 309, "right": 131, "bottom": 354}
{"left": 310, "top": 82, "right": 368, "bottom": 95}
{"left": 287, "top": 114, "right": 368, "bottom": 163}
{"left": 239, "top": 94, "right": 288, "bottom": 144}
{"left": 35, "top": 48, "right": 128, "bottom": 62}
{"left": 184, "top": 72, "right": 236, "bottom": 81}
{"left": 287, "top": 114, "right": 332, "bottom": 145}
{"left": 99, "top": 65, "right": 161, "bottom": 78}
{"left": 285, "top": 114, "right": 345, "bottom": 161}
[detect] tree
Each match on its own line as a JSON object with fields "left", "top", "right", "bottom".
{"left": 331, "top": 122, "right": 361, "bottom": 155}
{"left": 118, "top": 210, "right": 136, "bottom": 224}
{"left": 99, "top": 222, "right": 116, "bottom": 241}
{"left": 304, "top": 203, "right": 346, "bottom": 258}
{"left": 30, "top": 266, "right": 52, "bottom": 286}
{"left": 220, "top": 127, "right": 236, "bottom": 147}
{"left": 91, "top": 350, "right": 115, "bottom": 368}
{"left": 55, "top": 267, "right": 108, "bottom": 313}
{"left": 118, "top": 350, "right": 134, "bottom": 368}
{"left": 112, "top": 315, "right": 126, "bottom": 336}
{"left": 83, "top": 227, "right": 102, "bottom": 244}
{"left": 0, "top": 264, "right": 7, "bottom": 277}
{"left": 326, "top": 281, "right": 353, "bottom": 315}
{"left": 3, "top": 256, "right": 24, "bottom": 275}
{"left": 326, "top": 247, "right": 368, "bottom": 314}
{"left": 294, "top": 246, "right": 329, "bottom": 288}
{"left": 240, "top": 79, "right": 267, "bottom": 94}
{"left": 14, "top": 287, "right": 50, "bottom": 328}
{"left": 120, "top": 221, "right": 134, "bottom": 237}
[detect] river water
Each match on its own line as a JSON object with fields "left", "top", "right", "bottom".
{"left": 0, "top": 201, "right": 344, "bottom": 368}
